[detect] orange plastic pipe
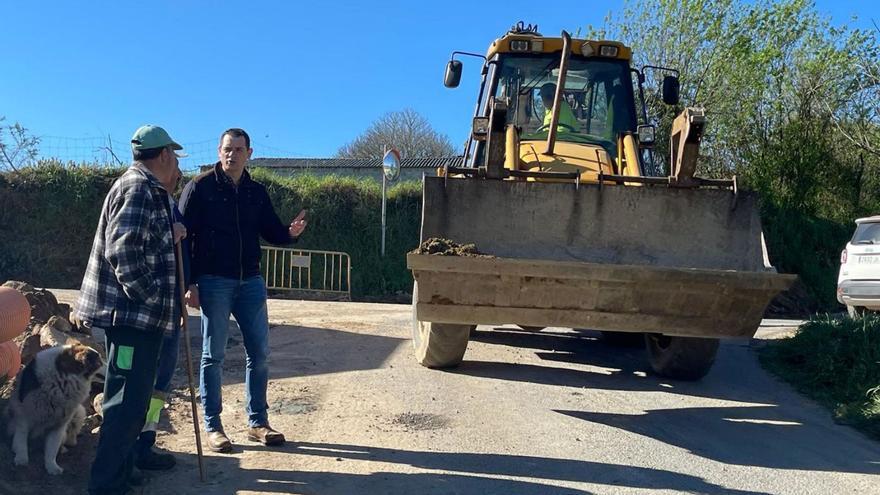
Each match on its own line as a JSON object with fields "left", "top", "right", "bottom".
{"left": 0, "top": 287, "right": 30, "bottom": 343}
{"left": 0, "top": 340, "right": 21, "bottom": 379}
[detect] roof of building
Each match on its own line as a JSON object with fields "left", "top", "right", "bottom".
{"left": 246, "top": 157, "right": 462, "bottom": 169}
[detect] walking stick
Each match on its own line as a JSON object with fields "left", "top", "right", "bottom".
{"left": 175, "top": 240, "right": 206, "bottom": 482}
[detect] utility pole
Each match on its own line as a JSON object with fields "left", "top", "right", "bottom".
{"left": 381, "top": 146, "right": 401, "bottom": 256}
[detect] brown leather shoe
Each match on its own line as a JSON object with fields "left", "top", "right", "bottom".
{"left": 247, "top": 425, "right": 285, "bottom": 446}
{"left": 207, "top": 430, "right": 232, "bottom": 453}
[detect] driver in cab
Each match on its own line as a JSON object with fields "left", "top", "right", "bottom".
{"left": 540, "top": 83, "right": 579, "bottom": 132}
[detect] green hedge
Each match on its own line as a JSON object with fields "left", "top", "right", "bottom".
{"left": 250, "top": 168, "right": 422, "bottom": 297}
{"left": 760, "top": 204, "right": 851, "bottom": 311}
{"left": 0, "top": 162, "right": 124, "bottom": 288}
{"left": 0, "top": 162, "right": 422, "bottom": 298}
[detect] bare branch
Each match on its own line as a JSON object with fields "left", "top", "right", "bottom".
{"left": 97, "top": 134, "right": 124, "bottom": 166}
{"left": 0, "top": 117, "right": 40, "bottom": 171}
{"left": 0, "top": 142, "right": 19, "bottom": 172}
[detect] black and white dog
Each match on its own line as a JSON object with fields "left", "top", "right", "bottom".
{"left": 6, "top": 344, "right": 103, "bottom": 475}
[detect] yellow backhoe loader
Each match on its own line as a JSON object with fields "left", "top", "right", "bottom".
{"left": 407, "top": 22, "right": 795, "bottom": 380}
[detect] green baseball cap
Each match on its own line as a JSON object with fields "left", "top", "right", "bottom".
{"left": 130, "top": 125, "right": 184, "bottom": 153}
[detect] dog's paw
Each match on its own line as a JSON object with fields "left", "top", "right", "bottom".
{"left": 45, "top": 462, "right": 64, "bottom": 475}
{"left": 13, "top": 454, "right": 29, "bottom": 466}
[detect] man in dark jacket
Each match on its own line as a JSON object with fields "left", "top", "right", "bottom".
{"left": 179, "top": 128, "right": 307, "bottom": 453}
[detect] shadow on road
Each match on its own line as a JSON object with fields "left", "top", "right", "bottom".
{"left": 456, "top": 326, "right": 880, "bottom": 475}
{"left": 177, "top": 321, "right": 406, "bottom": 386}
{"left": 557, "top": 406, "right": 880, "bottom": 475}
{"left": 464, "top": 327, "right": 757, "bottom": 403}
{"left": 142, "top": 441, "right": 770, "bottom": 495}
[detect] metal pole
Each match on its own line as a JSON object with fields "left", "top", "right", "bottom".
{"left": 381, "top": 145, "right": 387, "bottom": 257}
{"left": 544, "top": 31, "right": 572, "bottom": 156}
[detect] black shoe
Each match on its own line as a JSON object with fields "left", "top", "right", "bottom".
{"left": 129, "top": 466, "right": 147, "bottom": 486}
{"left": 135, "top": 448, "right": 176, "bottom": 471}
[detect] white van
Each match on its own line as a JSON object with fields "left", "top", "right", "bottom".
{"left": 838, "top": 216, "right": 880, "bottom": 316}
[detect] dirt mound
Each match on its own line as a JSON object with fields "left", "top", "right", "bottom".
{"left": 3, "top": 281, "right": 71, "bottom": 327}
{"left": 0, "top": 281, "right": 103, "bottom": 411}
{"left": 412, "top": 238, "right": 492, "bottom": 257}
{"left": 1, "top": 281, "right": 101, "bottom": 368}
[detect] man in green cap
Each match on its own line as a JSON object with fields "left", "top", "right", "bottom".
{"left": 76, "top": 124, "right": 184, "bottom": 495}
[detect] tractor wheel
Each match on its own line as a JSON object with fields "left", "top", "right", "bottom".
{"left": 411, "top": 282, "right": 473, "bottom": 368}
{"left": 644, "top": 334, "right": 720, "bottom": 381}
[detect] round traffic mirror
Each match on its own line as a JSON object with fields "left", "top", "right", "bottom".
{"left": 383, "top": 148, "right": 401, "bottom": 181}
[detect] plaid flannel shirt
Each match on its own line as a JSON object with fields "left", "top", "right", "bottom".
{"left": 75, "top": 163, "right": 179, "bottom": 334}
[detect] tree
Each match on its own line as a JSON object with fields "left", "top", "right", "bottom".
{"left": 587, "top": 0, "right": 880, "bottom": 208}
{"left": 0, "top": 117, "right": 40, "bottom": 171}
{"left": 337, "top": 108, "right": 455, "bottom": 159}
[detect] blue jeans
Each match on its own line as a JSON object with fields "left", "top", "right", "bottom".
{"left": 198, "top": 275, "right": 270, "bottom": 432}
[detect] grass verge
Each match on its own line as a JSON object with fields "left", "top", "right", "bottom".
{"left": 758, "top": 314, "right": 880, "bottom": 440}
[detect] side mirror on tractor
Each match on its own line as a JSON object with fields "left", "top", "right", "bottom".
{"left": 444, "top": 60, "right": 463, "bottom": 88}
{"left": 662, "top": 75, "right": 680, "bottom": 105}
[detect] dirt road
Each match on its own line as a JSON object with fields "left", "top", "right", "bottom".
{"left": 2, "top": 291, "right": 877, "bottom": 494}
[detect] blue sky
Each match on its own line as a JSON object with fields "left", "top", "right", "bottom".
{"left": 0, "top": 0, "right": 876, "bottom": 169}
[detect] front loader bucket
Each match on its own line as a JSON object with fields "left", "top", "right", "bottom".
{"left": 409, "top": 176, "right": 795, "bottom": 338}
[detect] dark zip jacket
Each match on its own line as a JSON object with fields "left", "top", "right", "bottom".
{"left": 179, "top": 162, "right": 295, "bottom": 281}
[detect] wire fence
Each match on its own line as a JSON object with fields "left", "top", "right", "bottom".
{"left": 12, "top": 135, "right": 301, "bottom": 173}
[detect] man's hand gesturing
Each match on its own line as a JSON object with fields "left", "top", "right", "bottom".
{"left": 289, "top": 209, "right": 308, "bottom": 239}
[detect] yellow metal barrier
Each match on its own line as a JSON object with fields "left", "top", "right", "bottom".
{"left": 261, "top": 246, "right": 352, "bottom": 301}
